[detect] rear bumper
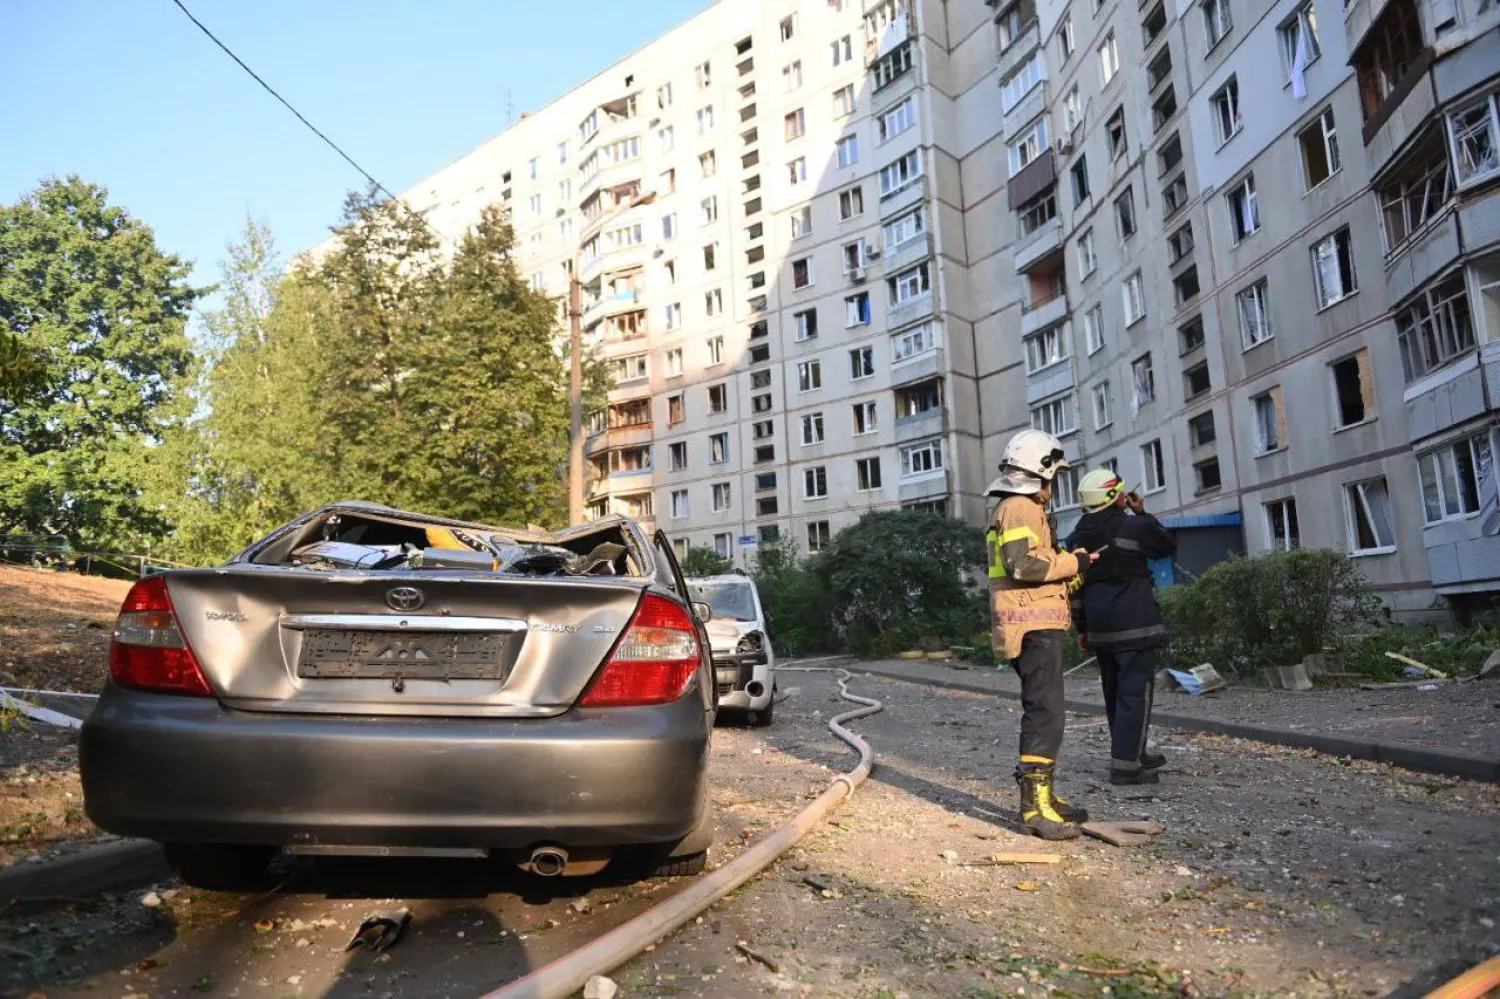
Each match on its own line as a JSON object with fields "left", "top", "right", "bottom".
{"left": 80, "top": 685, "right": 710, "bottom": 851}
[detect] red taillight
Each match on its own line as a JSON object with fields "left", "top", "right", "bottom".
{"left": 108, "top": 575, "right": 214, "bottom": 698}
{"left": 578, "top": 594, "right": 702, "bottom": 708}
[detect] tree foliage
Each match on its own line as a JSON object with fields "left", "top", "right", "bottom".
{"left": 680, "top": 546, "right": 734, "bottom": 577}
{"left": 0, "top": 177, "right": 200, "bottom": 552}
{"left": 152, "top": 188, "right": 584, "bottom": 564}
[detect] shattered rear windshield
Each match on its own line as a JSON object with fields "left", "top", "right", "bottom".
{"left": 689, "top": 581, "right": 758, "bottom": 622}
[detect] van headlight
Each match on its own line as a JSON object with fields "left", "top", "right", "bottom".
{"left": 736, "top": 631, "right": 764, "bottom": 654}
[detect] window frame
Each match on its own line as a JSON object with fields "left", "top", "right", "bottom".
{"left": 1344, "top": 477, "right": 1397, "bottom": 555}
{"left": 1238, "top": 279, "right": 1273, "bottom": 350}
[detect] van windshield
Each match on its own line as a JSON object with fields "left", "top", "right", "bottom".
{"left": 688, "top": 580, "right": 758, "bottom": 622}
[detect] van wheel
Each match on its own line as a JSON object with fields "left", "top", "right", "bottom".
{"left": 163, "top": 843, "right": 277, "bottom": 892}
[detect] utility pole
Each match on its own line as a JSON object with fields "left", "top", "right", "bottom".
{"left": 568, "top": 268, "right": 584, "bottom": 525}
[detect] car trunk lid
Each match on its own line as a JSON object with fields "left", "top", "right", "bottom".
{"left": 161, "top": 567, "right": 647, "bottom": 717}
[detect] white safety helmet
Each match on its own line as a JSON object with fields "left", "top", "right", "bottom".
{"left": 986, "top": 429, "right": 1070, "bottom": 496}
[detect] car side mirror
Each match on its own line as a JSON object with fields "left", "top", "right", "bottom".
{"left": 692, "top": 601, "right": 713, "bottom": 623}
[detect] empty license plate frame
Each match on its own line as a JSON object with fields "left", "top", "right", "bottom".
{"left": 297, "top": 630, "right": 511, "bottom": 681}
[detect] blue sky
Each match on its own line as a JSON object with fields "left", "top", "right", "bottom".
{"left": 4, "top": 0, "right": 709, "bottom": 295}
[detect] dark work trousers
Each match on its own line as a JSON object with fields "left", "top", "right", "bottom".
{"left": 1010, "top": 629, "right": 1066, "bottom": 761}
{"left": 1098, "top": 647, "right": 1157, "bottom": 768}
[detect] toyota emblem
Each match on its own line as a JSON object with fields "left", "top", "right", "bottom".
{"left": 385, "top": 586, "right": 425, "bottom": 611}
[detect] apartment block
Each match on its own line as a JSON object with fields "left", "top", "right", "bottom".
{"left": 317, "top": 0, "right": 1500, "bottom": 613}
{"left": 982, "top": 0, "right": 1500, "bottom": 616}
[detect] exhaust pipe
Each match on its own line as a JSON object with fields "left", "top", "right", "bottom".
{"left": 529, "top": 846, "right": 568, "bottom": 877}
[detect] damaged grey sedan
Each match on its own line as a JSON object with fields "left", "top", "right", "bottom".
{"left": 79, "top": 502, "right": 717, "bottom": 889}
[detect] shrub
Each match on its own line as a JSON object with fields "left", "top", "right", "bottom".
{"left": 1157, "top": 549, "right": 1383, "bottom": 677}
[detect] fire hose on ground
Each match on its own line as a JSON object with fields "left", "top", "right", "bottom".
{"left": 481, "top": 668, "right": 882, "bottom": 999}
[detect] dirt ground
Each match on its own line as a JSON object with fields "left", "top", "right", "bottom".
{"left": 0, "top": 724, "right": 96, "bottom": 869}
{"left": 3, "top": 671, "right": 1497, "bottom": 998}
{"left": 0, "top": 565, "right": 129, "bottom": 693}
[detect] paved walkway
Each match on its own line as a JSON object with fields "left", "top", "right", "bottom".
{"left": 849, "top": 658, "right": 1500, "bottom": 774}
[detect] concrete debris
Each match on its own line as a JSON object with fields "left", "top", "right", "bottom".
{"left": 583, "top": 975, "right": 619, "bottom": 999}
{"left": 139, "top": 891, "right": 162, "bottom": 909}
{"left": 1081, "top": 821, "right": 1166, "bottom": 847}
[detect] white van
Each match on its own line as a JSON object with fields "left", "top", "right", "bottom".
{"left": 687, "top": 573, "right": 776, "bottom": 726}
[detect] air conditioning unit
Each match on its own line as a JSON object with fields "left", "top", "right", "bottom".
{"left": 865, "top": 243, "right": 883, "bottom": 258}
{"left": 1055, "top": 135, "right": 1074, "bottom": 155}
{"left": 851, "top": 265, "right": 867, "bottom": 283}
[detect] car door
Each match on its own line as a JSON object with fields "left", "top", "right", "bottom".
{"left": 653, "top": 530, "right": 717, "bottom": 712}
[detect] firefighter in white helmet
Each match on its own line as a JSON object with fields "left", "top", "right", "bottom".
{"left": 986, "top": 429, "right": 1095, "bottom": 840}
{"left": 1065, "top": 468, "right": 1178, "bottom": 784}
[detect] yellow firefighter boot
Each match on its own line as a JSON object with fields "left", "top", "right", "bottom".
{"left": 1015, "top": 764, "right": 1082, "bottom": 841}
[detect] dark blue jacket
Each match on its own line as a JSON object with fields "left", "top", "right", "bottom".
{"left": 1065, "top": 507, "right": 1177, "bottom": 650}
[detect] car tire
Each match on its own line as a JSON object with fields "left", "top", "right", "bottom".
{"left": 163, "top": 843, "right": 277, "bottom": 892}
{"left": 645, "top": 850, "right": 708, "bottom": 877}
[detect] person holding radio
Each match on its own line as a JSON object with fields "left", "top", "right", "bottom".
{"left": 1066, "top": 471, "right": 1178, "bottom": 785}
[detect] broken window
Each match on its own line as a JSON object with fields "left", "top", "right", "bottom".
{"left": 671, "top": 489, "right": 689, "bottom": 518}
{"left": 1148, "top": 47, "right": 1173, "bottom": 91}
{"left": 1418, "top": 431, "right": 1492, "bottom": 523}
{"left": 798, "top": 360, "right": 823, "bottom": 392}
{"left": 1378, "top": 130, "right": 1452, "bottom": 254}
{"left": 795, "top": 309, "right": 818, "bottom": 341}
{"left": 1123, "top": 272, "right": 1146, "bottom": 325}
{"left": 1153, "top": 86, "right": 1178, "bottom": 133}
{"left": 1203, "top": 0, "right": 1232, "bottom": 48}
{"left": 1071, "top": 156, "right": 1091, "bottom": 205}
{"left": 1298, "top": 108, "right": 1341, "bottom": 189}
{"left": 850, "top": 346, "right": 876, "bottom": 380}
{"left": 755, "top": 444, "right": 775, "bottom": 464}
{"left": 1002, "top": 52, "right": 1045, "bottom": 111}
{"left": 669, "top": 442, "right": 688, "bottom": 471}
{"left": 1030, "top": 394, "right": 1077, "bottom": 436}
{"left": 1353, "top": 0, "right": 1423, "bottom": 124}
{"left": 888, "top": 262, "right": 932, "bottom": 303}
{"left": 1078, "top": 228, "right": 1098, "bottom": 275}
{"left": 1396, "top": 273, "right": 1474, "bottom": 382}
{"left": 853, "top": 400, "right": 878, "bottom": 435}
{"left": 1173, "top": 266, "right": 1200, "bottom": 305}
{"left": 785, "top": 108, "right": 806, "bottom": 140}
{"left": 753, "top": 419, "right": 774, "bottom": 440}
{"left": 833, "top": 85, "right": 856, "bottom": 117}
{"left": 752, "top": 392, "right": 773, "bottom": 413}
{"left": 1211, "top": 77, "right": 1242, "bottom": 144}
{"left": 846, "top": 292, "right": 872, "bottom": 326}
{"left": 1092, "top": 380, "right": 1113, "bottom": 429}
{"left": 712, "top": 483, "right": 732, "bottom": 513}
{"left": 1141, "top": 439, "right": 1166, "bottom": 492}
{"left": 1163, "top": 173, "right": 1189, "bottom": 218}
{"left": 1189, "top": 411, "right": 1216, "bottom": 446}
{"left": 708, "top": 383, "right": 728, "bottom": 412}
{"left": 804, "top": 466, "right": 829, "bottom": 499}
{"left": 1345, "top": 478, "right": 1395, "bottom": 552}
{"left": 1238, "top": 280, "right": 1272, "bottom": 349}
{"left": 1194, "top": 457, "right": 1222, "bottom": 493}
{"left": 1227, "top": 175, "right": 1260, "bottom": 242}
{"left": 874, "top": 41, "right": 915, "bottom": 89}
{"left": 1184, "top": 360, "right": 1211, "bottom": 398}
{"left": 1025, "top": 326, "right": 1069, "bottom": 373}
{"left": 807, "top": 521, "right": 830, "bottom": 552}
{"left": 756, "top": 497, "right": 779, "bottom": 517}
{"left": 1168, "top": 223, "right": 1194, "bottom": 264}
{"left": 1142, "top": 1, "right": 1167, "bottom": 44}
{"left": 1266, "top": 499, "right": 1300, "bottom": 550}
{"left": 1312, "top": 228, "right": 1358, "bottom": 307}
{"left": 900, "top": 439, "right": 945, "bottom": 478}
{"left": 668, "top": 395, "right": 685, "bottom": 425}
{"left": 1448, "top": 94, "right": 1500, "bottom": 187}
{"left": 1106, "top": 106, "right": 1128, "bottom": 159}
{"left": 1278, "top": 1, "right": 1321, "bottom": 80}
{"left": 856, "top": 457, "right": 883, "bottom": 491}
{"left": 1018, "top": 191, "right": 1058, "bottom": 236}
{"left": 1330, "top": 350, "right": 1373, "bottom": 428}
{"left": 1252, "top": 388, "right": 1284, "bottom": 452}
{"left": 800, "top": 412, "right": 825, "bottom": 445}
{"left": 1084, "top": 305, "right": 1105, "bottom": 354}
{"left": 1099, "top": 32, "right": 1120, "bottom": 84}
{"left": 1116, "top": 188, "right": 1137, "bottom": 240}
{"left": 709, "top": 433, "right": 729, "bottom": 464}
{"left": 1132, "top": 353, "right": 1156, "bottom": 408}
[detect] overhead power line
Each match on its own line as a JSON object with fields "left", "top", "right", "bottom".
{"left": 166, "top": 0, "right": 459, "bottom": 250}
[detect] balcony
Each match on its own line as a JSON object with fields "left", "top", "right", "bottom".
{"left": 878, "top": 174, "right": 928, "bottom": 220}
{"left": 1003, "top": 84, "right": 1046, "bottom": 141}
{"left": 898, "top": 468, "right": 950, "bottom": 503}
{"left": 995, "top": 24, "right": 1040, "bottom": 83}
{"left": 895, "top": 406, "right": 947, "bottom": 443}
{"left": 1013, "top": 217, "right": 1062, "bottom": 273}
{"left": 1019, "top": 291, "right": 1068, "bottom": 338}
{"left": 1386, "top": 210, "right": 1460, "bottom": 306}
{"left": 887, "top": 291, "right": 936, "bottom": 329}
{"left": 598, "top": 422, "right": 654, "bottom": 449}
{"left": 880, "top": 232, "right": 932, "bottom": 276}
{"left": 1025, "top": 354, "right": 1076, "bottom": 405}
{"left": 892, "top": 345, "right": 944, "bottom": 384}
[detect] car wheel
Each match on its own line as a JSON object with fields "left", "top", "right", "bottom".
{"left": 163, "top": 843, "right": 277, "bottom": 892}
{"left": 645, "top": 850, "right": 707, "bottom": 877}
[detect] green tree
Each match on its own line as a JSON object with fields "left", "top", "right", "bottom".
{"left": 749, "top": 536, "right": 833, "bottom": 654}
{"left": 817, "top": 509, "right": 988, "bottom": 654}
{"left": 0, "top": 177, "right": 200, "bottom": 551}
{"left": 147, "top": 220, "right": 334, "bottom": 564}
{"left": 681, "top": 546, "right": 734, "bottom": 576}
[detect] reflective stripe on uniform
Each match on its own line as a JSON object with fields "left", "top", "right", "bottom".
{"left": 1085, "top": 623, "right": 1168, "bottom": 643}
{"left": 993, "top": 607, "right": 1072, "bottom": 625}
{"left": 988, "top": 525, "right": 1042, "bottom": 579}
{"left": 1113, "top": 536, "right": 1143, "bottom": 552}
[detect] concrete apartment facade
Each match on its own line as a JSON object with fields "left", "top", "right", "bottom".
{"left": 342, "top": 0, "right": 1500, "bottom": 613}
